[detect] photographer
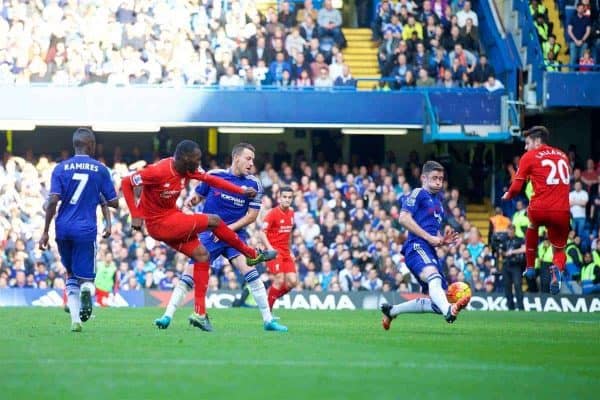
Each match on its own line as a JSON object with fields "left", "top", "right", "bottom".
{"left": 502, "top": 225, "right": 526, "bottom": 311}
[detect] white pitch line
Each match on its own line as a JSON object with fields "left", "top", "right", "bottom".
{"left": 568, "top": 320, "right": 600, "bottom": 324}
{"left": 0, "top": 358, "right": 587, "bottom": 374}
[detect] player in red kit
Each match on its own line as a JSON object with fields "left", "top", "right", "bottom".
{"left": 502, "top": 126, "right": 571, "bottom": 295}
{"left": 121, "top": 140, "right": 276, "bottom": 328}
{"left": 261, "top": 187, "right": 297, "bottom": 310}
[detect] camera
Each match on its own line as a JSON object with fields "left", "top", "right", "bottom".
{"left": 491, "top": 232, "right": 508, "bottom": 254}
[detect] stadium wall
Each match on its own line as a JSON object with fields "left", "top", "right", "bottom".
{"left": 0, "top": 86, "right": 503, "bottom": 127}
{"left": 2, "top": 289, "right": 598, "bottom": 313}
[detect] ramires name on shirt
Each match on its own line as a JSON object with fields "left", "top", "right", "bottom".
{"left": 63, "top": 162, "right": 99, "bottom": 172}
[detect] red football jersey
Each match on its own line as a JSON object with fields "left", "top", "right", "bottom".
{"left": 263, "top": 206, "right": 294, "bottom": 255}
{"left": 514, "top": 144, "right": 570, "bottom": 211}
{"left": 124, "top": 157, "right": 245, "bottom": 220}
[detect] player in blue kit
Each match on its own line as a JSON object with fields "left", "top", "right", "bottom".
{"left": 39, "top": 128, "right": 118, "bottom": 332}
{"left": 154, "top": 143, "right": 286, "bottom": 332}
{"left": 380, "top": 161, "right": 469, "bottom": 330}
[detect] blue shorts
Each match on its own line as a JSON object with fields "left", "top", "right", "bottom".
{"left": 199, "top": 231, "right": 247, "bottom": 263}
{"left": 403, "top": 242, "right": 447, "bottom": 295}
{"left": 56, "top": 239, "right": 97, "bottom": 280}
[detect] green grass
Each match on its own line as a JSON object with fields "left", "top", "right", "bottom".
{"left": 0, "top": 308, "right": 599, "bottom": 400}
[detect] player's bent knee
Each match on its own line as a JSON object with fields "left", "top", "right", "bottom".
{"left": 191, "top": 246, "right": 210, "bottom": 262}
{"left": 207, "top": 214, "right": 222, "bottom": 228}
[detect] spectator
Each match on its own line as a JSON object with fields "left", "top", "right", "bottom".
{"left": 483, "top": 75, "right": 504, "bottom": 91}
{"left": 579, "top": 48, "right": 595, "bottom": 71}
{"left": 219, "top": 65, "right": 243, "bottom": 87}
{"left": 296, "top": 0, "right": 319, "bottom": 25}
{"left": 333, "top": 65, "right": 357, "bottom": 88}
{"left": 456, "top": 1, "right": 478, "bottom": 27}
{"left": 570, "top": 181, "right": 589, "bottom": 239}
{"left": 416, "top": 67, "right": 435, "bottom": 86}
{"left": 317, "top": 0, "right": 345, "bottom": 48}
{"left": 314, "top": 66, "right": 334, "bottom": 88}
{"left": 568, "top": 3, "right": 592, "bottom": 66}
{"left": 470, "top": 54, "right": 495, "bottom": 84}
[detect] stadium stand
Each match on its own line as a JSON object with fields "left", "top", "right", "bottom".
{"left": 0, "top": 0, "right": 517, "bottom": 90}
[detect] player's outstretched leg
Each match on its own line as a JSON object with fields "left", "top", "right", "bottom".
{"left": 154, "top": 274, "right": 194, "bottom": 329}
{"left": 380, "top": 298, "right": 440, "bottom": 330}
{"left": 247, "top": 249, "right": 278, "bottom": 267}
{"left": 79, "top": 281, "right": 95, "bottom": 323}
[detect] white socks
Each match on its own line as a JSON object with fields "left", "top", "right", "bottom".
{"left": 427, "top": 274, "right": 452, "bottom": 316}
{"left": 66, "top": 279, "right": 81, "bottom": 324}
{"left": 247, "top": 278, "right": 272, "bottom": 323}
{"left": 165, "top": 279, "right": 192, "bottom": 319}
{"left": 390, "top": 298, "right": 436, "bottom": 317}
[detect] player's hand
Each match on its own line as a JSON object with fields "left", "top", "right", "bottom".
{"left": 131, "top": 218, "right": 143, "bottom": 232}
{"left": 427, "top": 234, "right": 444, "bottom": 247}
{"left": 242, "top": 186, "right": 257, "bottom": 198}
{"left": 39, "top": 232, "right": 50, "bottom": 250}
{"left": 102, "top": 226, "right": 112, "bottom": 239}
{"left": 186, "top": 194, "right": 201, "bottom": 208}
{"left": 442, "top": 229, "right": 459, "bottom": 246}
{"left": 501, "top": 192, "right": 510, "bottom": 201}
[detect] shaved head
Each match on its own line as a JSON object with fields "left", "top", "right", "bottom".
{"left": 72, "top": 128, "right": 96, "bottom": 155}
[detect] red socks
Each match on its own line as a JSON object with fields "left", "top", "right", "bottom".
{"left": 553, "top": 249, "right": 566, "bottom": 272}
{"left": 193, "top": 261, "right": 210, "bottom": 315}
{"left": 525, "top": 227, "right": 538, "bottom": 268}
{"left": 267, "top": 284, "right": 291, "bottom": 310}
{"left": 212, "top": 220, "right": 257, "bottom": 258}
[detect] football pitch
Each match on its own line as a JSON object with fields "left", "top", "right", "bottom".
{"left": 1, "top": 308, "right": 598, "bottom": 400}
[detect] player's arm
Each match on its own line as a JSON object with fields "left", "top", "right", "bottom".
{"left": 258, "top": 210, "right": 275, "bottom": 251}
{"left": 40, "top": 167, "right": 62, "bottom": 250}
{"left": 39, "top": 193, "right": 59, "bottom": 250}
{"left": 229, "top": 179, "right": 262, "bottom": 231}
{"left": 186, "top": 179, "right": 209, "bottom": 208}
{"left": 190, "top": 170, "right": 257, "bottom": 198}
{"left": 99, "top": 194, "right": 112, "bottom": 239}
{"left": 229, "top": 208, "right": 259, "bottom": 232}
{"left": 502, "top": 155, "right": 530, "bottom": 200}
{"left": 121, "top": 174, "right": 143, "bottom": 219}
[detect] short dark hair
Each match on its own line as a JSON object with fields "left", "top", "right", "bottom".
{"left": 523, "top": 126, "right": 550, "bottom": 143}
{"left": 72, "top": 127, "right": 95, "bottom": 149}
{"left": 174, "top": 140, "right": 200, "bottom": 159}
{"left": 422, "top": 160, "right": 444, "bottom": 175}
{"left": 280, "top": 186, "right": 293, "bottom": 195}
{"left": 232, "top": 142, "right": 256, "bottom": 158}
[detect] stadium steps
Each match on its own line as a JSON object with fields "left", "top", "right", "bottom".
{"left": 542, "top": 0, "right": 569, "bottom": 64}
{"left": 466, "top": 202, "right": 492, "bottom": 244}
{"left": 342, "top": 28, "right": 379, "bottom": 90}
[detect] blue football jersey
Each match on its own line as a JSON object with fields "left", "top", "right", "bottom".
{"left": 195, "top": 169, "right": 262, "bottom": 237}
{"left": 401, "top": 188, "right": 444, "bottom": 248}
{"left": 50, "top": 155, "right": 117, "bottom": 240}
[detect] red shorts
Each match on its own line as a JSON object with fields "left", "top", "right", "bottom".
{"left": 146, "top": 212, "right": 209, "bottom": 257}
{"left": 266, "top": 254, "right": 296, "bottom": 274}
{"left": 96, "top": 289, "right": 110, "bottom": 307}
{"left": 528, "top": 208, "right": 570, "bottom": 248}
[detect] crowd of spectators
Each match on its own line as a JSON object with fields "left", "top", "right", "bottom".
{"left": 0, "top": 0, "right": 357, "bottom": 88}
{"left": 1, "top": 142, "right": 508, "bottom": 297}
{"left": 535, "top": 0, "right": 600, "bottom": 71}
{"left": 371, "top": 0, "right": 503, "bottom": 91}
